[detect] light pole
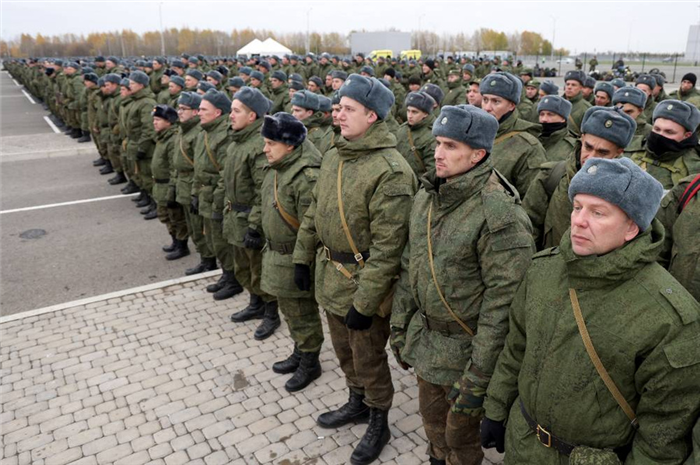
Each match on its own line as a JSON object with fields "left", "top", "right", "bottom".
{"left": 550, "top": 15, "right": 557, "bottom": 62}
{"left": 159, "top": 2, "right": 166, "bottom": 56}
{"left": 305, "top": 8, "right": 312, "bottom": 55}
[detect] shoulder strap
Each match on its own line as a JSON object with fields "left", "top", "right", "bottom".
{"left": 493, "top": 130, "right": 522, "bottom": 146}
{"left": 204, "top": 132, "right": 221, "bottom": 171}
{"left": 569, "top": 289, "right": 638, "bottom": 427}
{"left": 179, "top": 135, "right": 195, "bottom": 167}
{"left": 544, "top": 160, "right": 568, "bottom": 198}
{"left": 407, "top": 129, "right": 426, "bottom": 171}
{"left": 678, "top": 174, "right": 700, "bottom": 213}
{"left": 273, "top": 171, "right": 301, "bottom": 232}
{"left": 568, "top": 115, "right": 581, "bottom": 135}
{"left": 337, "top": 160, "right": 365, "bottom": 267}
{"left": 427, "top": 203, "right": 475, "bottom": 336}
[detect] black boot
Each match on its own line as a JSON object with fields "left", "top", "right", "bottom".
{"left": 272, "top": 345, "right": 301, "bottom": 374}
{"left": 64, "top": 127, "right": 74, "bottom": 135}
{"left": 77, "top": 130, "right": 91, "bottom": 143}
{"left": 70, "top": 128, "right": 82, "bottom": 139}
{"left": 108, "top": 172, "right": 127, "bottom": 185}
{"left": 428, "top": 458, "right": 447, "bottom": 465}
{"left": 254, "top": 301, "right": 281, "bottom": 340}
{"left": 285, "top": 351, "right": 322, "bottom": 392}
{"left": 230, "top": 294, "right": 265, "bottom": 322}
{"left": 121, "top": 180, "right": 139, "bottom": 195}
{"left": 165, "top": 239, "right": 190, "bottom": 261}
{"left": 185, "top": 256, "right": 218, "bottom": 276}
{"left": 350, "top": 408, "right": 391, "bottom": 465}
{"left": 162, "top": 235, "right": 177, "bottom": 252}
{"left": 93, "top": 157, "right": 106, "bottom": 166}
{"left": 136, "top": 192, "right": 151, "bottom": 208}
{"left": 206, "top": 271, "right": 227, "bottom": 293}
{"left": 317, "top": 390, "right": 370, "bottom": 428}
{"left": 99, "top": 160, "right": 114, "bottom": 175}
{"left": 143, "top": 200, "right": 158, "bottom": 220}
{"left": 131, "top": 189, "right": 145, "bottom": 202}
{"left": 213, "top": 271, "right": 244, "bottom": 300}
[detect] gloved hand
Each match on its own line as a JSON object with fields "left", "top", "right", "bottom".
{"left": 190, "top": 195, "right": 199, "bottom": 215}
{"left": 480, "top": 417, "right": 506, "bottom": 453}
{"left": 211, "top": 211, "right": 223, "bottom": 221}
{"left": 344, "top": 305, "right": 373, "bottom": 331}
{"left": 294, "top": 264, "right": 312, "bottom": 291}
{"left": 136, "top": 151, "right": 147, "bottom": 160}
{"left": 389, "top": 326, "right": 411, "bottom": 370}
{"left": 447, "top": 376, "right": 486, "bottom": 416}
{"left": 243, "top": 228, "right": 263, "bottom": 250}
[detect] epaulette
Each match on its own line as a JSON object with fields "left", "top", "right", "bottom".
{"left": 533, "top": 247, "right": 559, "bottom": 259}
{"left": 518, "top": 131, "right": 541, "bottom": 146}
{"left": 380, "top": 149, "right": 406, "bottom": 174}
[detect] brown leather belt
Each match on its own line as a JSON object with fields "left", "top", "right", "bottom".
{"left": 323, "top": 247, "right": 369, "bottom": 264}
{"left": 266, "top": 239, "right": 295, "bottom": 255}
{"left": 420, "top": 313, "right": 468, "bottom": 336}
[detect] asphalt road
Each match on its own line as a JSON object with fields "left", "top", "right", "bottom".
{"left": 0, "top": 71, "right": 200, "bottom": 316}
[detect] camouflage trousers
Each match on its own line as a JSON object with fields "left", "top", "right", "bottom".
{"left": 326, "top": 312, "right": 393, "bottom": 411}
{"left": 183, "top": 208, "right": 213, "bottom": 259}
{"left": 232, "top": 245, "right": 274, "bottom": 302}
{"left": 278, "top": 297, "right": 323, "bottom": 353}
{"left": 204, "top": 218, "right": 234, "bottom": 271}
{"left": 417, "top": 377, "right": 483, "bottom": 465}
{"left": 156, "top": 203, "right": 188, "bottom": 241}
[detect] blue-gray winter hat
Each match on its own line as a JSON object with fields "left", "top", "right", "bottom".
{"left": 170, "top": 76, "right": 185, "bottom": 88}
{"left": 202, "top": 89, "right": 232, "bottom": 114}
{"left": 651, "top": 73, "right": 666, "bottom": 86}
{"left": 331, "top": 70, "right": 348, "bottom": 80}
{"left": 359, "top": 66, "right": 375, "bottom": 76}
{"left": 480, "top": 72, "right": 522, "bottom": 104}
{"left": 261, "top": 112, "right": 307, "bottom": 147}
{"left": 635, "top": 74, "right": 656, "bottom": 90}
{"left": 81, "top": 66, "right": 94, "bottom": 75}
{"left": 612, "top": 87, "right": 647, "bottom": 109}
{"left": 188, "top": 56, "right": 199, "bottom": 64}
{"left": 378, "top": 78, "right": 392, "bottom": 89}
{"left": 233, "top": 87, "right": 271, "bottom": 119}
{"left": 271, "top": 70, "right": 287, "bottom": 82}
{"left": 198, "top": 81, "right": 215, "bottom": 93}
{"left": 83, "top": 73, "right": 98, "bottom": 84}
{"left": 308, "top": 76, "right": 323, "bottom": 87}
{"left": 106, "top": 56, "right": 119, "bottom": 65}
{"left": 289, "top": 73, "right": 304, "bottom": 83}
{"left": 54, "top": 59, "right": 64, "bottom": 66}
{"left": 584, "top": 76, "right": 596, "bottom": 89}
{"left": 136, "top": 59, "right": 148, "bottom": 68}
{"left": 66, "top": 61, "right": 80, "bottom": 70}
{"left": 171, "top": 59, "right": 185, "bottom": 69}
{"left": 611, "top": 78, "right": 626, "bottom": 89}
{"left": 331, "top": 91, "right": 341, "bottom": 106}
{"left": 104, "top": 73, "right": 122, "bottom": 85}
{"left": 154, "top": 57, "right": 166, "bottom": 65}
{"left": 152, "top": 104, "right": 178, "bottom": 123}
{"left": 564, "top": 70, "right": 586, "bottom": 86}
{"left": 239, "top": 66, "right": 252, "bottom": 76}
{"left": 291, "top": 90, "right": 322, "bottom": 111}
{"left": 569, "top": 157, "right": 663, "bottom": 231}
{"left": 338, "top": 74, "right": 395, "bottom": 120}
{"left": 537, "top": 95, "right": 572, "bottom": 120}
{"left": 318, "top": 95, "right": 332, "bottom": 112}
{"left": 258, "top": 60, "right": 271, "bottom": 71}
{"left": 227, "top": 77, "right": 245, "bottom": 88}
{"left": 97, "top": 77, "right": 106, "bottom": 87}
{"left": 250, "top": 70, "right": 264, "bottom": 82}
{"left": 405, "top": 91, "right": 437, "bottom": 115}
{"left": 95, "top": 56, "right": 106, "bottom": 62}
{"left": 581, "top": 106, "right": 637, "bottom": 149}
{"left": 290, "top": 81, "right": 305, "bottom": 91}
{"left": 421, "top": 83, "right": 445, "bottom": 106}
{"left": 462, "top": 64, "right": 475, "bottom": 74}
{"left": 120, "top": 78, "right": 131, "bottom": 88}
{"left": 186, "top": 69, "right": 203, "bottom": 81}
{"left": 540, "top": 80, "right": 559, "bottom": 95}
{"left": 129, "top": 71, "right": 149, "bottom": 86}
{"left": 652, "top": 99, "right": 700, "bottom": 132}
{"left": 594, "top": 82, "right": 615, "bottom": 100}
{"left": 207, "top": 70, "right": 223, "bottom": 82}
{"left": 432, "top": 105, "right": 499, "bottom": 152}
{"left": 178, "top": 91, "right": 202, "bottom": 109}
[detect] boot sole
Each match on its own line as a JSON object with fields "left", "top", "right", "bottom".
{"left": 349, "top": 430, "right": 391, "bottom": 465}
{"left": 285, "top": 367, "right": 322, "bottom": 392}
{"left": 213, "top": 287, "right": 244, "bottom": 301}
{"left": 165, "top": 251, "right": 190, "bottom": 261}
{"left": 272, "top": 362, "right": 300, "bottom": 374}
{"left": 230, "top": 308, "right": 265, "bottom": 323}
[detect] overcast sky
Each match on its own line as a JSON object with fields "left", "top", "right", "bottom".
{"left": 2, "top": 1, "right": 700, "bottom": 54}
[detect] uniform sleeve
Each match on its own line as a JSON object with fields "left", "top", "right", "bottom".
{"left": 513, "top": 141, "right": 547, "bottom": 200}
{"left": 137, "top": 103, "right": 156, "bottom": 155}
{"left": 655, "top": 188, "right": 681, "bottom": 269}
{"left": 419, "top": 136, "right": 437, "bottom": 175}
{"left": 293, "top": 183, "right": 319, "bottom": 266}
{"left": 390, "top": 241, "right": 418, "bottom": 329}
{"left": 247, "top": 151, "right": 268, "bottom": 232}
{"left": 522, "top": 168, "right": 551, "bottom": 249}
{"left": 212, "top": 144, "right": 230, "bottom": 215}
{"left": 294, "top": 169, "right": 318, "bottom": 222}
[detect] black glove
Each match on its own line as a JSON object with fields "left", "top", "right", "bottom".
{"left": 294, "top": 264, "right": 312, "bottom": 291}
{"left": 344, "top": 305, "right": 373, "bottom": 331}
{"left": 167, "top": 186, "right": 178, "bottom": 208}
{"left": 136, "top": 151, "right": 147, "bottom": 160}
{"left": 190, "top": 196, "right": 199, "bottom": 215}
{"left": 243, "top": 228, "right": 263, "bottom": 250}
{"left": 211, "top": 211, "right": 223, "bottom": 221}
{"left": 480, "top": 417, "right": 506, "bottom": 453}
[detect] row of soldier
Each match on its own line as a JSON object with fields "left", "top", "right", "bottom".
{"left": 6, "top": 54, "right": 700, "bottom": 465}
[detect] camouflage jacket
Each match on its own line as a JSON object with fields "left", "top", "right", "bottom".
{"left": 539, "top": 125, "right": 577, "bottom": 162}
{"left": 270, "top": 84, "right": 290, "bottom": 115}
{"left": 172, "top": 116, "right": 202, "bottom": 205}
{"left": 566, "top": 92, "right": 592, "bottom": 137}
{"left": 395, "top": 114, "right": 436, "bottom": 178}
{"left": 442, "top": 82, "right": 466, "bottom": 107}
{"left": 150, "top": 126, "right": 178, "bottom": 204}
{"left": 627, "top": 144, "right": 700, "bottom": 191}
{"left": 123, "top": 87, "right": 157, "bottom": 159}
{"left": 192, "top": 114, "right": 232, "bottom": 219}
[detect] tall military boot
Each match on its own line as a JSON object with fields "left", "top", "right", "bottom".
{"left": 165, "top": 240, "right": 190, "bottom": 261}
{"left": 254, "top": 301, "right": 281, "bottom": 340}
{"left": 143, "top": 200, "right": 158, "bottom": 220}
{"left": 99, "top": 160, "right": 114, "bottom": 175}
{"left": 285, "top": 350, "right": 322, "bottom": 392}
{"left": 136, "top": 191, "right": 151, "bottom": 208}
{"left": 121, "top": 180, "right": 139, "bottom": 195}
{"left": 317, "top": 390, "right": 370, "bottom": 428}
{"left": 93, "top": 157, "right": 106, "bottom": 166}
{"left": 230, "top": 294, "right": 265, "bottom": 322}
{"left": 77, "top": 130, "right": 91, "bottom": 143}
{"left": 349, "top": 408, "right": 391, "bottom": 465}
{"left": 70, "top": 128, "right": 82, "bottom": 139}
{"left": 162, "top": 235, "right": 177, "bottom": 253}
{"left": 185, "top": 256, "right": 218, "bottom": 276}
{"left": 272, "top": 344, "right": 301, "bottom": 374}
{"left": 213, "top": 271, "right": 244, "bottom": 301}
{"left": 108, "top": 172, "right": 127, "bottom": 185}
{"left": 428, "top": 458, "right": 447, "bottom": 465}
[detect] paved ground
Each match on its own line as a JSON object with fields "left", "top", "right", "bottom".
{"left": 0, "top": 277, "right": 504, "bottom": 465}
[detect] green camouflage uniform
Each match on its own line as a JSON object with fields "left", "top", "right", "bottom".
{"left": 87, "top": 86, "right": 105, "bottom": 159}
{"left": 669, "top": 87, "right": 700, "bottom": 109}
{"left": 395, "top": 114, "right": 436, "bottom": 177}
{"left": 124, "top": 87, "right": 157, "bottom": 192}
{"left": 627, "top": 144, "right": 700, "bottom": 191}
{"left": 566, "top": 92, "right": 592, "bottom": 137}
{"left": 97, "top": 90, "right": 114, "bottom": 167}
{"left": 302, "top": 113, "right": 333, "bottom": 154}
{"left": 270, "top": 83, "right": 290, "bottom": 114}
{"left": 152, "top": 124, "right": 187, "bottom": 240}
{"left": 539, "top": 126, "right": 577, "bottom": 162}
{"left": 442, "top": 81, "right": 466, "bottom": 107}
{"left": 118, "top": 95, "right": 135, "bottom": 181}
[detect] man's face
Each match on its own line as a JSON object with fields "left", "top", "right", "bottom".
{"left": 106, "top": 61, "right": 116, "bottom": 70}
{"left": 129, "top": 81, "right": 144, "bottom": 93}
{"left": 408, "top": 83, "right": 421, "bottom": 92}
{"left": 240, "top": 73, "right": 250, "bottom": 82}
{"left": 525, "top": 86, "right": 538, "bottom": 99}
{"left": 570, "top": 193, "right": 639, "bottom": 256}
{"left": 564, "top": 80, "right": 582, "bottom": 99}
{"left": 538, "top": 89, "right": 548, "bottom": 99}
{"left": 153, "top": 116, "right": 171, "bottom": 132}
{"left": 617, "top": 102, "right": 642, "bottom": 121}
{"left": 467, "top": 84, "right": 482, "bottom": 107}
{"left": 539, "top": 110, "right": 565, "bottom": 124}
{"left": 422, "top": 64, "right": 432, "bottom": 75}
{"left": 331, "top": 78, "right": 344, "bottom": 90}
{"left": 199, "top": 99, "right": 222, "bottom": 125}
{"left": 652, "top": 117, "right": 691, "bottom": 142}
{"left": 184, "top": 76, "right": 199, "bottom": 89}
{"left": 462, "top": 72, "right": 472, "bottom": 83}
{"left": 481, "top": 94, "right": 515, "bottom": 120}
{"left": 172, "top": 67, "right": 184, "bottom": 76}
{"left": 263, "top": 138, "right": 294, "bottom": 164}
{"left": 152, "top": 61, "right": 162, "bottom": 70}
{"left": 229, "top": 99, "right": 255, "bottom": 131}
{"left": 250, "top": 78, "right": 262, "bottom": 88}
{"left": 594, "top": 91, "right": 611, "bottom": 107}
{"left": 580, "top": 133, "right": 623, "bottom": 164}
{"left": 168, "top": 82, "right": 182, "bottom": 95}
{"left": 320, "top": 57, "right": 328, "bottom": 65}
{"left": 447, "top": 74, "right": 459, "bottom": 84}
{"left": 103, "top": 82, "right": 118, "bottom": 95}
{"left": 636, "top": 83, "right": 653, "bottom": 99}
{"left": 680, "top": 79, "right": 694, "bottom": 93}
{"left": 582, "top": 87, "right": 593, "bottom": 98}
{"left": 177, "top": 105, "right": 198, "bottom": 123}
{"left": 161, "top": 75, "right": 170, "bottom": 85}
{"left": 520, "top": 75, "right": 531, "bottom": 85}
{"left": 291, "top": 105, "right": 314, "bottom": 122}
{"left": 120, "top": 86, "right": 131, "bottom": 97}
{"left": 271, "top": 78, "right": 283, "bottom": 89}
{"left": 434, "top": 136, "right": 485, "bottom": 180}
{"left": 325, "top": 75, "right": 333, "bottom": 87}
{"left": 307, "top": 82, "right": 320, "bottom": 93}
{"left": 84, "top": 80, "right": 96, "bottom": 89}
{"left": 406, "top": 106, "right": 428, "bottom": 126}
{"left": 331, "top": 104, "right": 341, "bottom": 126}
{"left": 652, "top": 85, "right": 661, "bottom": 97}
{"left": 337, "top": 96, "right": 376, "bottom": 141}
{"left": 206, "top": 76, "right": 219, "bottom": 85}
{"left": 65, "top": 67, "right": 76, "bottom": 76}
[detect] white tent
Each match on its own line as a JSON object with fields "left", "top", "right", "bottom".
{"left": 236, "top": 38, "right": 293, "bottom": 57}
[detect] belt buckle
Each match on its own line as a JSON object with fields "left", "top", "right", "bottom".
{"left": 536, "top": 424, "right": 552, "bottom": 448}
{"left": 353, "top": 252, "right": 364, "bottom": 263}
{"left": 225, "top": 200, "right": 232, "bottom": 212}
{"left": 323, "top": 246, "right": 331, "bottom": 261}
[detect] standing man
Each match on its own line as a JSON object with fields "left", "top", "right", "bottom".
{"left": 290, "top": 90, "right": 332, "bottom": 151}
{"left": 537, "top": 95, "right": 576, "bottom": 162}
{"left": 593, "top": 82, "right": 614, "bottom": 107}
{"left": 396, "top": 91, "right": 437, "bottom": 177}
{"left": 269, "top": 70, "right": 290, "bottom": 114}
{"left": 635, "top": 74, "right": 658, "bottom": 122}
{"left": 442, "top": 70, "right": 466, "bottom": 107}
{"left": 563, "top": 70, "right": 591, "bottom": 137}
{"left": 293, "top": 75, "right": 417, "bottom": 465}
{"left": 669, "top": 73, "right": 700, "bottom": 108}
{"left": 391, "top": 104, "right": 534, "bottom": 465}
{"left": 613, "top": 87, "right": 651, "bottom": 149}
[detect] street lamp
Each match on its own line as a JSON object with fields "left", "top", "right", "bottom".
{"left": 550, "top": 16, "right": 557, "bottom": 62}
{"left": 159, "top": 2, "right": 166, "bottom": 56}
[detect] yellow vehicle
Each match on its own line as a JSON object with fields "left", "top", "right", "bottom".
{"left": 400, "top": 50, "right": 422, "bottom": 61}
{"left": 368, "top": 49, "right": 393, "bottom": 60}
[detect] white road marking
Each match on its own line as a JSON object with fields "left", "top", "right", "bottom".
{"left": 0, "top": 193, "right": 138, "bottom": 215}
{"left": 43, "top": 115, "right": 61, "bottom": 133}
{"left": 12, "top": 78, "right": 20, "bottom": 86}
{"left": 21, "top": 89, "right": 36, "bottom": 104}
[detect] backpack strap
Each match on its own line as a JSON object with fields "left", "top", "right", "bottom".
{"left": 678, "top": 174, "right": 700, "bottom": 214}
{"left": 544, "top": 160, "right": 568, "bottom": 198}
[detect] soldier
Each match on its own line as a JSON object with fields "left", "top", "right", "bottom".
{"left": 582, "top": 76, "right": 596, "bottom": 104}
{"left": 462, "top": 64, "right": 475, "bottom": 86}
{"left": 221, "top": 88, "right": 279, "bottom": 338}
{"left": 150, "top": 58, "right": 166, "bottom": 95}
{"left": 206, "top": 70, "right": 224, "bottom": 90}
{"left": 523, "top": 106, "right": 636, "bottom": 249}
{"left": 192, "top": 90, "right": 243, "bottom": 300}
{"left": 613, "top": 87, "right": 651, "bottom": 149}
{"left": 651, "top": 73, "right": 670, "bottom": 103}
{"left": 391, "top": 104, "right": 534, "bottom": 465}
{"left": 197, "top": 81, "right": 216, "bottom": 95}
{"left": 538, "top": 80, "right": 558, "bottom": 99}
{"left": 442, "top": 70, "right": 466, "bottom": 107}
{"left": 628, "top": 100, "right": 700, "bottom": 190}
{"left": 62, "top": 62, "right": 83, "bottom": 139}
{"left": 269, "top": 70, "right": 290, "bottom": 114}
{"left": 594, "top": 81, "right": 614, "bottom": 107}
{"left": 185, "top": 69, "right": 203, "bottom": 91}
{"left": 331, "top": 70, "right": 347, "bottom": 92}
{"left": 480, "top": 72, "right": 547, "bottom": 199}
{"left": 669, "top": 73, "right": 700, "bottom": 108}
{"left": 156, "top": 70, "right": 172, "bottom": 104}
{"left": 99, "top": 75, "right": 126, "bottom": 185}
{"left": 170, "top": 59, "right": 186, "bottom": 77}
{"left": 563, "top": 70, "right": 592, "bottom": 137}
{"left": 292, "top": 75, "right": 417, "bottom": 465}
{"left": 225, "top": 77, "right": 245, "bottom": 99}
{"left": 258, "top": 113, "right": 325, "bottom": 392}
{"left": 482, "top": 157, "right": 700, "bottom": 465}
{"left": 611, "top": 78, "right": 626, "bottom": 91}
{"left": 635, "top": 74, "right": 658, "bottom": 122}
{"left": 466, "top": 80, "right": 482, "bottom": 108}
{"left": 396, "top": 92, "right": 437, "bottom": 177}
{"left": 537, "top": 95, "right": 576, "bottom": 162}
{"left": 422, "top": 59, "right": 444, "bottom": 89}
{"left": 249, "top": 71, "right": 270, "bottom": 98}
{"left": 307, "top": 76, "right": 324, "bottom": 94}
{"left": 118, "top": 78, "right": 141, "bottom": 196}
{"left": 290, "top": 90, "right": 332, "bottom": 152}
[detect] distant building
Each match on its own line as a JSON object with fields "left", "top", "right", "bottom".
{"left": 350, "top": 32, "right": 411, "bottom": 57}
{"left": 685, "top": 24, "right": 700, "bottom": 63}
